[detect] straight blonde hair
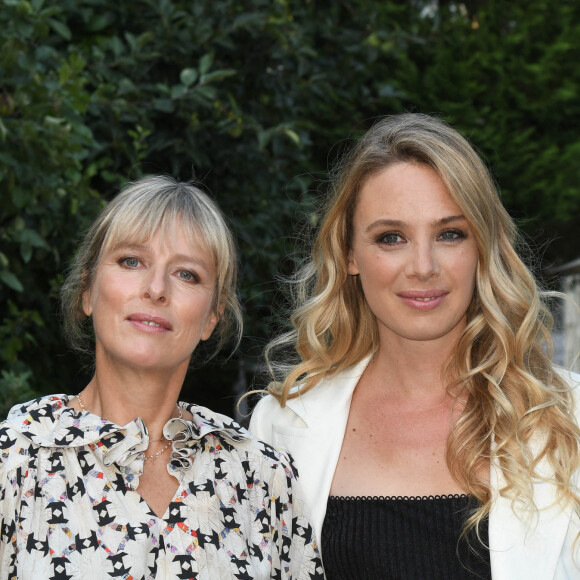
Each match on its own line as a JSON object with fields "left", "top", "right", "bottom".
{"left": 61, "top": 176, "right": 242, "bottom": 358}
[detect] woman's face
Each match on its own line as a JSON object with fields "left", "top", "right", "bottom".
{"left": 348, "top": 162, "right": 479, "bottom": 348}
{"left": 82, "top": 224, "right": 218, "bottom": 374}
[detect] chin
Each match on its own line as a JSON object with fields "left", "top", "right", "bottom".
{"left": 401, "top": 323, "right": 465, "bottom": 343}
{"left": 112, "top": 350, "right": 168, "bottom": 370}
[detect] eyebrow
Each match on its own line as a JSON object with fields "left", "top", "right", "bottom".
{"left": 365, "top": 214, "right": 467, "bottom": 233}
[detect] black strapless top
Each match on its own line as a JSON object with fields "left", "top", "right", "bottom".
{"left": 322, "top": 495, "right": 491, "bottom": 580}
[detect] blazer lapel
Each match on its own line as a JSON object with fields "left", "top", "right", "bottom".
{"left": 279, "top": 357, "right": 372, "bottom": 544}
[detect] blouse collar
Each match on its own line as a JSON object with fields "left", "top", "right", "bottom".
{"left": 4, "top": 394, "right": 251, "bottom": 488}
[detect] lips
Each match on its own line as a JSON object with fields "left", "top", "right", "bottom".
{"left": 127, "top": 313, "right": 172, "bottom": 332}
{"left": 397, "top": 290, "right": 448, "bottom": 311}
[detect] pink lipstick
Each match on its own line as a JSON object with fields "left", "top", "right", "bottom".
{"left": 397, "top": 290, "right": 448, "bottom": 311}
{"left": 127, "top": 313, "right": 172, "bottom": 333}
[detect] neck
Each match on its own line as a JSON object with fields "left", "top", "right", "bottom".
{"left": 78, "top": 354, "right": 189, "bottom": 440}
{"left": 370, "top": 333, "right": 459, "bottom": 402}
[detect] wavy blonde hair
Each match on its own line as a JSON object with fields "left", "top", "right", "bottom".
{"left": 266, "top": 113, "right": 580, "bottom": 533}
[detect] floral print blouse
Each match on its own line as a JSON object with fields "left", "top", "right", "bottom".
{"left": 0, "top": 395, "right": 323, "bottom": 579}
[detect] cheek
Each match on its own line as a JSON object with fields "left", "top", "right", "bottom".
{"left": 83, "top": 277, "right": 124, "bottom": 320}
{"left": 465, "top": 248, "right": 479, "bottom": 278}
{"left": 454, "top": 252, "right": 478, "bottom": 295}
{"left": 360, "top": 255, "right": 399, "bottom": 286}
{"left": 356, "top": 264, "right": 397, "bottom": 312}
{"left": 180, "top": 292, "right": 215, "bottom": 330}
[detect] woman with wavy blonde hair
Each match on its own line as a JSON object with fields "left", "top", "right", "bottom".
{"left": 250, "top": 113, "right": 580, "bottom": 579}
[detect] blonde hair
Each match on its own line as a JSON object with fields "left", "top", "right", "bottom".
{"left": 266, "top": 113, "right": 580, "bottom": 532}
{"left": 61, "top": 175, "right": 242, "bottom": 357}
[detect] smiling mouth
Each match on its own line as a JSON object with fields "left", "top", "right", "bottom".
{"left": 398, "top": 291, "right": 447, "bottom": 311}
{"left": 128, "top": 313, "right": 172, "bottom": 331}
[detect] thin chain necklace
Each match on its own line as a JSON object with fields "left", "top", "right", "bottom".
{"left": 143, "top": 439, "right": 172, "bottom": 463}
{"left": 75, "top": 392, "right": 184, "bottom": 462}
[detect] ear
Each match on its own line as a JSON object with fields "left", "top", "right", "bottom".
{"left": 81, "top": 291, "right": 92, "bottom": 317}
{"left": 80, "top": 269, "right": 93, "bottom": 316}
{"left": 201, "top": 309, "right": 220, "bottom": 341}
{"left": 347, "top": 251, "right": 360, "bottom": 276}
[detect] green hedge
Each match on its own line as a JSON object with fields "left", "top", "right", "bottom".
{"left": 1, "top": 0, "right": 579, "bottom": 416}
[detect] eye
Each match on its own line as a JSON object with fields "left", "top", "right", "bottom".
{"left": 120, "top": 256, "right": 141, "bottom": 268}
{"left": 438, "top": 229, "right": 466, "bottom": 241}
{"left": 177, "top": 270, "right": 200, "bottom": 283}
{"left": 378, "top": 232, "right": 405, "bottom": 245}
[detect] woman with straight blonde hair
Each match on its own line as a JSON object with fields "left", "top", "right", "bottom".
{"left": 0, "top": 175, "right": 323, "bottom": 579}
{"left": 250, "top": 113, "right": 580, "bottom": 579}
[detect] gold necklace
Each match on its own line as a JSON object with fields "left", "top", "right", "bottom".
{"left": 144, "top": 440, "right": 172, "bottom": 462}
{"left": 75, "top": 393, "right": 184, "bottom": 462}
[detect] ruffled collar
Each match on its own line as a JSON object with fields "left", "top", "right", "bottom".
{"left": 4, "top": 394, "right": 251, "bottom": 488}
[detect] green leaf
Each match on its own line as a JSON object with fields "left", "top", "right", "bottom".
{"left": 257, "top": 128, "right": 272, "bottom": 150}
{"left": 180, "top": 68, "right": 198, "bottom": 86}
{"left": 199, "top": 53, "right": 213, "bottom": 75}
{"left": 20, "top": 244, "right": 32, "bottom": 264}
{"left": 68, "top": 53, "right": 86, "bottom": 74}
{"left": 48, "top": 18, "right": 72, "bottom": 40}
{"left": 86, "top": 14, "right": 111, "bottom": 32}
{"left": 22, "top": 228, "right": 48, "bottom": 248}
{"left": 153, "top": 98, "right": 174, "bottom": 113}
{"left": 110, "top": 36, "right": 124, "bottom": 56}
{"left": 192, "top": 85, "right": 216, "bottom": 102}
{"left": 117, "top": 78, "right": 137, "bottom": 96}
{"left": 0, "top": 271, "right": 23, "bottom": 292}
{"left": 200, "top": 69, "right": 237, "bottom": 85}
{"left": 283, "top": 128, "right": 300, "bottom": 145}
{"left": 125, "top": 32, "right": 138, "bottom": 52}
{"left": 171, "top": 84, "right": 188, "bottom": 99}
{"left": 44, "top": 116, "right": 66, "bottom": 126}
{"left": 232, "top": 12, "right": 266, "bottom": 29}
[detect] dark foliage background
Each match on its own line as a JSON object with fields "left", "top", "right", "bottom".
{"left": 1, "top": 0, "right": 579, "bottom": 419}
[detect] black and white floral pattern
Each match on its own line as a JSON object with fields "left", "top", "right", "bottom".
{"left": 0, "top": 395, "right": 324, "bottom": 579}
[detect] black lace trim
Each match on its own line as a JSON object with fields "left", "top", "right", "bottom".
{"left": 329, "top": 494, "right": 469, "bottom": 501}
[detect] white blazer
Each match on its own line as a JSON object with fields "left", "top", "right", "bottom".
{"left": 250, "top": 357, "right": 580, "bottom": 579}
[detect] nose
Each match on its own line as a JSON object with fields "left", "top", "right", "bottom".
{"left": 406, "top": 241, "right": 440, "bottom": 280}
{"left": 143, "top": 267, "right": 168, "bottom": 304}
